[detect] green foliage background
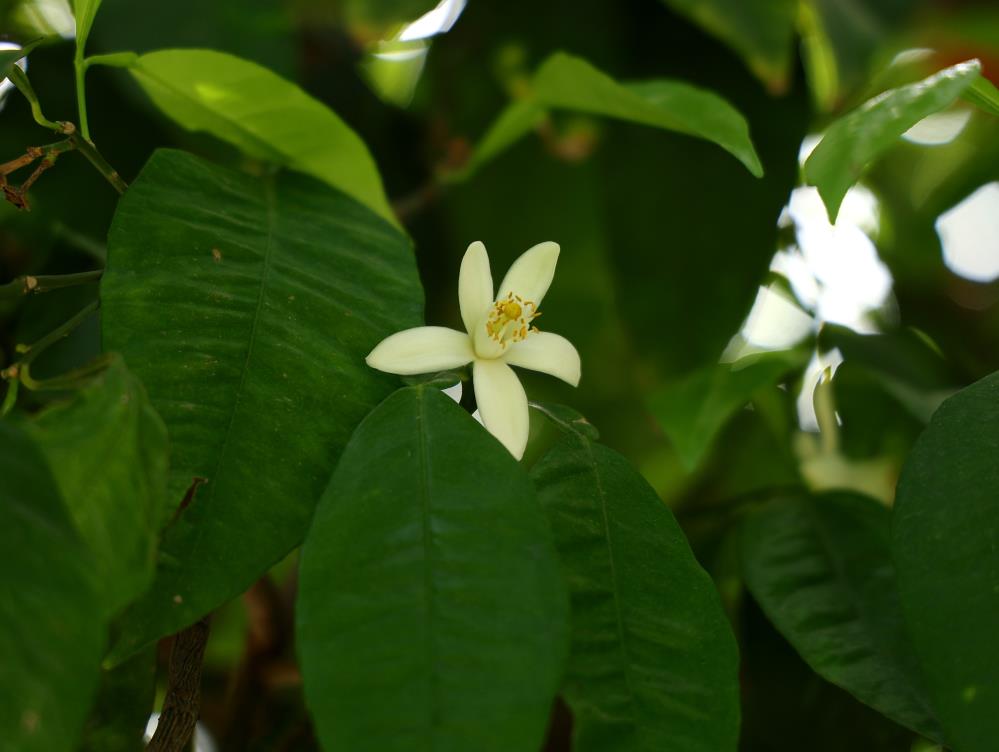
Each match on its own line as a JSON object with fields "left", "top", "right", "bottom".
{"left": 1, "top": 0, "right": 998, "bottom": 750}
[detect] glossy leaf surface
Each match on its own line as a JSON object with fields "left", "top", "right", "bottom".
{"left": 805, "top": 60, "right": 982, "bottom": 222}
{"left": 297, "top": 386, "right": 569, "bottom": 752}
{"left": 127, "top": 49, "right": 396, "bottom": 223}
{"left": 102, "top": 149, "right": 423, "bottom": 660}
{"left": 464, "top": 51, "right": 762, "bottom": 178}
{"left": 893, "top": 372, "right": 999, "bottom": 752}
{"left": 742, "top": 492, "right": 941, "bottom": 740}
{"left": 531, "top": 434, "right": 740, "bottom": 752}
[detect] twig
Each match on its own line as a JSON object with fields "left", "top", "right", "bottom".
{"left": 0, "top": 270, "right": 104, "bottom": 302}
{"left": 0, "top": 123, "right": 126, "bottom": 210}
{"left": 67, "top": 124, "right": 127, "bottom": 194}
{"left": 391, "top": 178, "right": 440, "bottom": 223}
{"left": 147, "top": 617, "right": 212, "bottom": 752}
{"left": 13, "top": 300, "right": 98, "bottom": 369}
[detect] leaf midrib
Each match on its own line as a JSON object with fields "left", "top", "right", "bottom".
{"left": 583, "top": 439, "right": 644, "bottom": 741}
{"left": 184, "top": 177, "right": 278, "bottom": 568}
{"left": 416, "top": 390, "right": 440, "bottom": 750}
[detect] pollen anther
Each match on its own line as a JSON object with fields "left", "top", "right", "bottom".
{"left": 486, "top": 291, "right": 540, "bottom": 347}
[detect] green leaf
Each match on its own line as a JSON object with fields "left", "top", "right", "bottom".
{"left": 800, "top": 0, "right": 921, "bottom": 111}
{"left": 26, "top": 357, "right": 169, "bottom": 617}
{"left": 297, "top": 386, "right": 569, "bottom": 752}
{"left": 648, "top": 349, "right": 808, "bottom": 470}
{"left": 80, "top": 649, "right": 156, "bottom": 752}
{"left": 741, "top": 492, "right": 942, "bottom": 741}
{"left": 464, "top": 51, "right": 763, "bottom": 179}
{"left": 530, "top": 434, "right": 740, "bottom": 752}
{"left": 804, "top": 60, "right": 982, "bottom": 223}
{"left": 0, "top": 422, "right": 105, "bottom": 752}
{"left": 529, "top": 400, "right": 600, "bottom": 441}
{"left": 962, "top": 75, "right": 999, "bottom": 117}
{"left": 101, "top": 149, "right": 423, "bottom": 661}
{"left": 536, "top": 53, "right": 762, "bottom": 176}
{"left": 659, "top": 0, "right": 797, "bottom": 91}
{"left": 457, "top": 99, "right": 547, "bottom": 179}
{"left": 892, "top": 371, "right": 999, "bottom": 751}
{"left": 71, "top": 0, "right": 102, "bottom": 51}
{"left": 0, "top": 38, "right": 41, "bottom": 76}
{"left": 126, "top": 49, "right": 396, "bottom": 225}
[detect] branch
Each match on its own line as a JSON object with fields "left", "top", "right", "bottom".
{"left": 0, "top": 270, "right": 103, "bottom": 302}
{"left": 147, "top": 617, "right": 212, "bottom": 752}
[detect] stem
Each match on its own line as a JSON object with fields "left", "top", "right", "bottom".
{"left": 68, "top": 128, "right": 127, "bottom": 194}
{"left": 74, "top": 50, "right": 90, "bottom": 141}
{"left": 20, "top": 352, "right": 113, "bottom": 391}
{"left": 7, "top": 67, "right": 64, "bottom": 132}
{"left": 0, "top": 379, "right": 18, "bottom": 416}
{"left": 19, "top": 300, "right": 99, "bottom": 368}
{"left": 147, "top": 617, "right": 212, "bottom": 752}
{"left": 84, "top": 52, "right": 139, "bottom": 70}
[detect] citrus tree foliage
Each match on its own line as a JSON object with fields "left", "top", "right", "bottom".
{"left": 0, "top": 1, "right": 998, "bottom": 751}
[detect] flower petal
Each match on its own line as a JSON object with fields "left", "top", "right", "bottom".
{"left": 365, "top": 327, "right": 474, "bottom": 375}
{"left": 503, "top": 332, "right": 581, "bottom": 386}
{"left": 458, "top": 240, "right": 494, "bottom": 335}
{"left": 496, "top": 241, "right": 560, "bottom": 306}
{"left": 473, "top": 359, "right": 529, "bottom": 459}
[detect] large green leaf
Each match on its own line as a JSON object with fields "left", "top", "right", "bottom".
{"left": 892, "top": 372, "right": 999, "bottom": 751}
{"left": 101, "top": 149, "right": 423, "bottom": 661}
{"left": 297, "top": 386, "right": 569, "bottom": 752}
{"left": 659, "top": 0, "right": 796, "bottom": 91}
{"left": 530, "top": 434, "right": 740, "bottom": 752}
{"left": 125, "top": 49, "right": 396, "bottom": 224}
{"left": 534, "top": 53, "right": 763, "bottom": 177}
{"left": 804, "top": 60, "right": 983, "bottom": 222}
{"left": 26, "top": 358, "right": 168, "bottom": 617}
{"left": 0, "top": 422, "right": 105, "bottom": 752}
{"left": 464, "top": 51, "right": 763, "bottom": 178}
{"left": 741, "top": 492, "right": 941, "bottom": 740}
{"left": 648, "top": 348, "right": 807, "bottom": 470}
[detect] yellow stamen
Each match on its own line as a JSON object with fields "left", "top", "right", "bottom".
{"left": 485, "top": 291, "right": 540, "bottom": 348}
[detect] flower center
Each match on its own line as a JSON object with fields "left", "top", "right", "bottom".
{"left": 485, "top": 291, "right": 540, "bottom": 347}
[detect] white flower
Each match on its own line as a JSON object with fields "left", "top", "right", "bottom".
{"left": 366, "top": 241, "right": 581, "bottom": 459}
